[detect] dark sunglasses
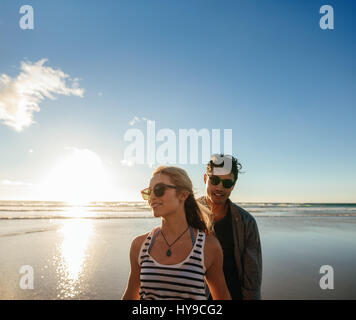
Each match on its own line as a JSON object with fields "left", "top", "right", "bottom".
{"left": 209, "top": 175, "right": 235, "bottom": 189}
{"left": 141, "top": 183, "right": 177, "bottom": 200}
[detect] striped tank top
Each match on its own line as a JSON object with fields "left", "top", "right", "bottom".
{"left": 138, "top": 227, "right": 207, "bottom": 300}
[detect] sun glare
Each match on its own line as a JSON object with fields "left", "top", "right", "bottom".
{"left": 41, "top": 148, "right": 115, "bottom": 202}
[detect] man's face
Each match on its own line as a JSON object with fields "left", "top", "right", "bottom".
{"left": 204, "top": 172, "right": 236, "bottom": 205}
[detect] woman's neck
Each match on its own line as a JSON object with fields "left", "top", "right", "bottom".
{"left": 161, "top": 208, "right": 189, "bottom": 239}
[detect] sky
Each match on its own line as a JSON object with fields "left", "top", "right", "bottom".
{"left": 0, "top": 0, "right": 355, "bottom": 203}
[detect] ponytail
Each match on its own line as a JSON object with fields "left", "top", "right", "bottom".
{"left": 184, "top": 193, "right": 213, "bottom": 234}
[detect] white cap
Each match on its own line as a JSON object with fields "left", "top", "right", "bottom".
{"left": 210, "top": 154, "right": 233, "bottom": 176}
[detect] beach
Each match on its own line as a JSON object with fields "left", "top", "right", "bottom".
{"left": 0, "top": 202, "right": 356, "bottom": 300}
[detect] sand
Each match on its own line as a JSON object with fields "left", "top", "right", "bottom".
{"left": 0, "top": 216, "right": 355, "bottom": 299}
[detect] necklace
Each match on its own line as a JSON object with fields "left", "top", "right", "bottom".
{"left": 160, "top": 226, "right": 189, "bottom": 257}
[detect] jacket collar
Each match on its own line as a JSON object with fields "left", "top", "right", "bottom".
{"left": 226, "top": 198, "right": 240, "bottom": 222}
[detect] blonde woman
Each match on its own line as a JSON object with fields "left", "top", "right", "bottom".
{"left": 122, "top": 166, "right": 231, "bottom": 300}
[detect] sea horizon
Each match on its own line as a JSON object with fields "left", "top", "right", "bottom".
{"left": 1, "top": 200, "right": 356, "bottom": 219}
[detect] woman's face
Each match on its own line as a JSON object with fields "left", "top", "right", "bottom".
{"left": 148, "top": 174, "right": 183, "bottom": 218}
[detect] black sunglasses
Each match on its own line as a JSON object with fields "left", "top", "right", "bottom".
{"left": 141, "top": 183, "right": 177, "bottom": 200}
{"left": 209, "top": 175, "right": 235, "bottom": 189}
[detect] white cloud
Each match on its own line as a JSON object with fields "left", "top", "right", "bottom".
{"left": 129, "top": 116, "right": 154, "bottom": 126}
{"left": 129, "top": 116, "right": 141, "bottom": 126}
{"left": 0, "top": 59, "right": 84, "bottom": 132}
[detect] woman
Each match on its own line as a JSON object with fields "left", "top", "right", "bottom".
{"left": 122, "top": 166, "right": 231, "bottom": 300}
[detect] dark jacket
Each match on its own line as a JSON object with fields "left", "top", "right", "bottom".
{"left": 198, "top": 196, "right": 262, "bottom": 299}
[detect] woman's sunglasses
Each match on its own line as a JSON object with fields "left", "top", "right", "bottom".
{"left": 141, "top": 183, "right": 177, "bottom": 200}
{"left": 209, "top": 175, "right": 235, "bottom": 189}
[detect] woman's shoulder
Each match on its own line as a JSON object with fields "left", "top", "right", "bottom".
{"left": 132, "top": 232, "right": 149, "bottom": 244}
{"left": 130, "top": 231, "right": 151, "bottom": 253}
{"left": 130, "top": 227, "right": 159, "bottom": 252}
{"left": 203, "top": 233, "right": 223, "bottom": 271}
{"left": 204, "top": 233, "right": 223, "bottom": 253}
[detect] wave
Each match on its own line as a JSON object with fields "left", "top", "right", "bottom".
{"left": 0, "top": 201, "right": 356, "bottom": 219}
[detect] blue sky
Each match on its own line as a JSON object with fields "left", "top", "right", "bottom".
{"left": 0, "top": 0, "right": 355, "bottom": 202}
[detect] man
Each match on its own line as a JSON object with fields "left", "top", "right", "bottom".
{"left": 198, "top": 154, "right": 262, "bottom": 300}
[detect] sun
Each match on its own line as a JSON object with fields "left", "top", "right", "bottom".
{"left": 40, "top": 147, "right": 115, "bottom": 202}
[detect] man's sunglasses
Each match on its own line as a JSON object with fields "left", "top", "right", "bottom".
{"left": 208, "top": 175, "right": 235, "bottom": 189}
{"left": 141, "top": 183, "right": 177, "bottom": 200}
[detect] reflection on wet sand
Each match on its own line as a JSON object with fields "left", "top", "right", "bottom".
{"left": 54, "top": 218, "right": 93, "bottom": 298}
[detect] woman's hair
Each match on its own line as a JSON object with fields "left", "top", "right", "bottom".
{"left": 152, "top": 166, "right": 213, "bottom": 234}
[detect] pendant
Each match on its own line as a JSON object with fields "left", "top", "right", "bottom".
{"left": 166, "top": 249, "right": 172, "bottom": 257}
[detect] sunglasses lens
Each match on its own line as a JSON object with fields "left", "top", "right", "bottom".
{"left": 210, "top": 175, "right": 234, "bottom": 188}
{"left": 154, "top": 183, "right": 165, "bottom": 197}
{"left": 210, "top": 175, "right": 220, "bottom": 185}
{"left": 141, "top": 188, "right": 150, "bottom": 200}
{"left": 222, "top": 180, "right": 234, "bottom": 188}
